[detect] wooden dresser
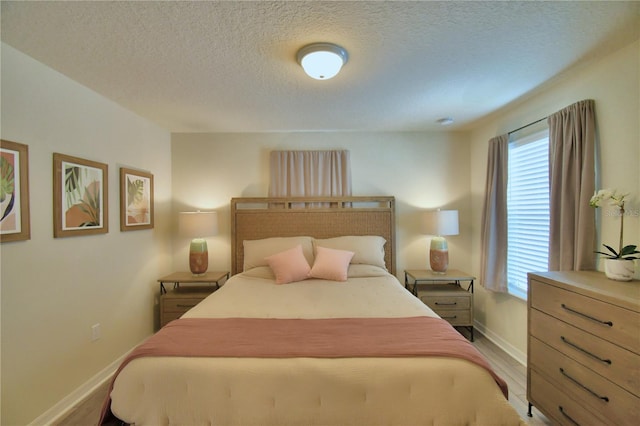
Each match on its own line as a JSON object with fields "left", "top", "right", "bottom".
{"left": 527, "top": 271, "right": 639, "bottom": 425}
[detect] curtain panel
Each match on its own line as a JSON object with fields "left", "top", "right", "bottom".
{"left": 480, "top": 134, "right": 509, "bottom": 292}
{"left": 480, "top": 99, "right": 596, "bottom": 293}
{"left": 548, "top": 99, "right": 597, "bottom": 271}
{"left": 268, "top": 150, "right": 352, "bottom": 198}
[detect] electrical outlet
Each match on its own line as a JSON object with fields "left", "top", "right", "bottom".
{"left": 91, "top": 323, "right": 101, "bottom": 341}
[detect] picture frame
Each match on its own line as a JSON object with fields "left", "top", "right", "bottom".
{"left": 1, "top": 139, "right": 31, "bottom": 242}
{"left": 120, "top": 167, "right": 154, "bottom": 231}
{"left": 53, "top": 153, "right": 108, "bottom": 238}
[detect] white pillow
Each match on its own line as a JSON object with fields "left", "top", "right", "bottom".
{"left": 313, "top": 236, "right": 387, "bottom": 269}
{"left": 243, "top": 236, "right": 314, "bottom": 271}
{"left": 241, "top": 266, "right": 275, "bottom": 280}
{"left": 347, "top": 264, "right": 389, "bottom": 278}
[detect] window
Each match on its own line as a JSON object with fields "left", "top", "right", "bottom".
{"left": 506, "top": 129, "right": 550, "bottom": 298}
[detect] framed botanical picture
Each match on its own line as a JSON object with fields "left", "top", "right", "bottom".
{"left": 53, "top": 153, "right": 108, "bottom": 238}
{"left": 1, "top": 140, "right": 31, "bottom": 242}
{"left": 120, "top": 167, "right": 154, "bottom": 231}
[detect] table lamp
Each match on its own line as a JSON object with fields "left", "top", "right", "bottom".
{"left": 423, "top": 209, "right": 459, "bottom": 274}
{"left": 179, "top": 211, "right": 218, "bottom": 276}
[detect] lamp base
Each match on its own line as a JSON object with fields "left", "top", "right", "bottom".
{"left": 189, "top": 238, "right": 209, "bottom": 276}
{"left": 429, "top": 237, "right": 449, "bottom": 274}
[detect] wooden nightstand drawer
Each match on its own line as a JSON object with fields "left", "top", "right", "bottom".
{"left": 162, "top": 311, "right": 184, "bottom": 324}
{"left": 433, "top": 309, "right": 471, "bottom": 326}
{"left": 405, "top": 270, "right": 475, "bottom": 341}
{"left": 162, "top": 297, "right": 203, "bottom": 313}
{"left": 158, "top": 271, "right": 229, "bottom": 328}
{"left": 160, "top": 290, "right": 215, "bottom": 327}
{"left": 420, "top": 294, "right": 471, "bottom": 310}
{"left": 419, "top": 285, "right": 472, "bottom": 326}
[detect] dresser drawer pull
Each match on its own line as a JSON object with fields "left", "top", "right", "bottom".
{"left": 558, "top": 406, "right": 580, "bottom": 426}
{"left": 560, "top": 336, "right": 612, "bottom": 365}
{"left": 561, "top": 303, "right": 613, "bottom": 327}
{"left": 177, "top": 304, "right": 197, "bottom": 309}
{"left": 435, "top": 302, "right": 458, "bottom": 306}
{"left": 559, "top": 368, "right": 609, "bottom": 402}
{"left": 441, "top": 315, "right": 457, "bottom": 320}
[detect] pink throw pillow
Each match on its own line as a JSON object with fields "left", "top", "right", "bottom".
{"left": 265, "top": 245, "right": 311, "bottom": 284}
{"left": 309, "top": 246, "right": 355, "bottom": 281}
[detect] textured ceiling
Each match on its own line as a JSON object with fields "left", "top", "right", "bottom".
{"left": 1, "top": 1, "right": 638, "bottom": 133}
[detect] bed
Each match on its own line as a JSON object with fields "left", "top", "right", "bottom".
{"left": 101, "top": 196, "right": 525, "bottom": 425}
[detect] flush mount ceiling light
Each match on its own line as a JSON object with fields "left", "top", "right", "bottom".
{"left": 437, "top": 117, "right": 454, "bottom": 126}
{"left": 296, "top": 43, "right": 348, "bottom": 80}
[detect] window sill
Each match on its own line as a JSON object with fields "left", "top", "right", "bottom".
{"left": 507, "top": 286, "right": 527, "bottom": 301}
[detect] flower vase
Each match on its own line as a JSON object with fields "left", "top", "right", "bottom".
{"left": 604, "top": 259, "right": 635, "bottom": 281}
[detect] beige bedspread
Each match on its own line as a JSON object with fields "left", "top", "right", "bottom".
{"left": 107, "top": 267, "right": 525, "bottom": 425}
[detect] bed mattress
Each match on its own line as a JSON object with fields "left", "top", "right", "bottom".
{"left": 106, "top": 266, "right": 525, "bottom": 425}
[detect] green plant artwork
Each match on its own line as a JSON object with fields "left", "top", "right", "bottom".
{"left": 0, "top": 155, "right": 15, "bottom": 222}
{"left": 127, "top": 178, "right": 145, "bottom": 206}
{"left": 63, "top": 163, "right": 102, "bottom": 228}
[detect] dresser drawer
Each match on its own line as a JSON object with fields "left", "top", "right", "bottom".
{"left": 530, "top": 279, "right": 640, "bottom": 353}
{"left": 530, "top": 336, "right": 640, "bottom": 424}
{"left": 530, "top": 369, "right": 608, "bottom": 426}
{"left": 530, "top": 308, "right": 639, "bottom": 396}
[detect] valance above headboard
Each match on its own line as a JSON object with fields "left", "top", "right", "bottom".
{"left": 230, "top": 196, "right": 396, "bottom": 275}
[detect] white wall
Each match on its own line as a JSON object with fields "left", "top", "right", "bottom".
{"left": 0, "top": 44, "right": 173, "bottom": 425}
{"left": 469, "top": 39, "right": 640, "bottom": 362}
{"left": 170, "top": 132, "right": 473, "bottom": 282}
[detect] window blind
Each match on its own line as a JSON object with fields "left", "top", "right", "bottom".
{"left": 507, "top": 131, "right": 549, "bottom": 297}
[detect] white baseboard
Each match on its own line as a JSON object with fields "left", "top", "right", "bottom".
{"left": 474, "top": 321, "right": 527, "bottom": 366}
{"left": 29, "top": 347, "right": 133, "bottom": 426}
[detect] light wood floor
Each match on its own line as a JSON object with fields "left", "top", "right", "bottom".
{"left": 54, "top": 331, "right": 551, "bottom": 426}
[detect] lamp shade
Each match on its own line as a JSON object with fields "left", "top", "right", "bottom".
{"left": 423, "top": 210, "right": 459, "bottom": 236}
{"left": 179, "top": 211, "right": 218, "bottom": 238}
{"left": 297, "top": 43, "right": 348, "bottom": 80}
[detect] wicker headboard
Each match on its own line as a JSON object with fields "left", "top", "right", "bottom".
{"left": 230, "top": 196, "right": 395, "bottom": 276}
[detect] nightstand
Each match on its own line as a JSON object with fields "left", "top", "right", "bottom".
{"left": 404, "top": 269, "right": 475, "bottom": 341}
{"left": 158, "top": 271, "right": 229, "bottom": 327}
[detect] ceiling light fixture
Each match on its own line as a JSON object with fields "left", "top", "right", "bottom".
{"left": 296, "top": 43, "right": 348, "bottom": 80}
{"left": 437, "top": 117, "right": 454, "bottom": 126}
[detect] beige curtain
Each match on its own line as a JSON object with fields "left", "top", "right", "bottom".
{"left": 480, "top": 134, "right": 509, "bottom": 292}
{"left": 548, "top": 99, "right": 597, "bottom": 271}
{"left": 268, "top": 150, "right": 352, "bottom": 198}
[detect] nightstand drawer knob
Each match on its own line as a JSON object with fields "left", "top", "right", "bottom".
{"left": 435, "top": 302, "right": 457, "bottom": 306}
{"left": 441, "top": 315, "right": 457, "bottom": 320}
{"left": 177, "top": 304, "right": 197, "bottom": 309}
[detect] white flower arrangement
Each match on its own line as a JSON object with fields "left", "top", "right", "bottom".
{"left": 590, "top": 189, "right": 639, "bottom": 260}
